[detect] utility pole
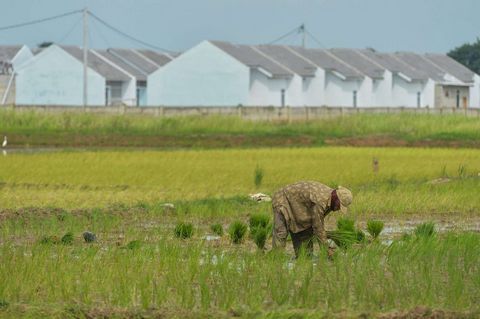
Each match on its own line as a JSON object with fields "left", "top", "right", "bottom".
{"left": 82, "top": 7, "right": 88, "bottom": 107}
{"left": 300, "top": 24, "right": 306, "bottom": 48}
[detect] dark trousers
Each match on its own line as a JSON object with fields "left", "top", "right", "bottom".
{"left": 291, "top": 228, "right": 314, "bottom": 258}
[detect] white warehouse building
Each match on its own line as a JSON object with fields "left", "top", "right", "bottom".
{"left": 15, "top": 44, "right": 173, "bottom": 106}
{"left": 147, "top": 40, "right": 480, "bottom": 108}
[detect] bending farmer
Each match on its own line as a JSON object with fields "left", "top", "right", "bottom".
{"left": 272, "top": 181, "right": 353, "bottom": 257}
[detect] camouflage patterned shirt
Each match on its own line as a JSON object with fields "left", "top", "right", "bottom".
{"left": 272, "top": 181, "right": 333, "bottom": 236}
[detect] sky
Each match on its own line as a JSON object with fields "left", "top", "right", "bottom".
{"left": 0, "top": 0, "right": 479, "bottom": 54}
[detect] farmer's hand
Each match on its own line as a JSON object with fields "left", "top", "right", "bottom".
{"left": 328, "top": 247, "right": 336, "bottom": 260}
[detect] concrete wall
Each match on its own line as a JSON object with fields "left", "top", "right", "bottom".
{"left": 248, "top": 70, "right": 290, "bottom": 106}
{"left": 392, "top": 76, "right": 425, "bottom": 107}
{"left": 6, "top": 105, "right": 480, "bottom": 121}
{"left": 371, "top": 71, "right": 392, "bottom": 107}
{"left": 324, "top": 73, "right": 360, "bottom": 107}
{"left": 302, "top": 69, "right": 325, "bottom": 106}
{"left": 470, "top": 75, "right": 480, "bottom": 108}
{"left": 147, "top": 41, "right": 250, "bottom": 106}
{"left": 15, "top": 45, "right": 105, "bottom": 106}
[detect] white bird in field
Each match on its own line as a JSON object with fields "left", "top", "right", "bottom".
{"left": 1, "top": 136, "right": 6, "bottom": 148}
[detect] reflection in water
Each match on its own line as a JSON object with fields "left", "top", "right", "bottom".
{"left": 2, "top": 150, "right": 6, "bottom": 157}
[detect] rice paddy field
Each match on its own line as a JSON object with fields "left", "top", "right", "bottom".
{"left": 1, "top": 112, "right": 480, "bottom": 318}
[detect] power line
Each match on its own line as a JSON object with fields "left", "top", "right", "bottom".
{"left": 267, "top": 25, "right": 303, "bottom": 45}
{"left": 88, "top": 11, "right": 175, "bottom": 53}
{"left": 0, "top": 9, "right": 82, "bottom": 32}
{"left": 305, "top": 30, "right": 328, "bottom": 48}
{"left": 58, "top": 16, "right": 83, "bottom": 44}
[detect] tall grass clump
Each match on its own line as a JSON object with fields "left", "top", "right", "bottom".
{"left": 228, "top": 220, "right": 248, "bottom": 244}
{"left": 367, "top": 220, "right": 384, "bottom": 239}
{"left": 415, "top": 222, "right": 436, "bottom": 238}
{"left": 254, "top": 166, "right": 264, "bottom": 188}
{"left": 210, "top": 223, "right": 223, "bottom": 236}
{"left": 249, "top": 213, "right": 270, "bottom": 229}
{"left": 174, "top": 222, "right": 194, "bottom": 239}
{"left": 252, "top": 227, "right": 268, "bottom": 250}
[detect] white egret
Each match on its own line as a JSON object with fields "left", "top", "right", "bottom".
{"left": 1, "top": 136, "right": 6, "bottom": 148}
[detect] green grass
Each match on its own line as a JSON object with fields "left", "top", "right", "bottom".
{"left": 228, "top": 220, "right": 248, "bottom": 244}
{"left": 174, "top": 222, "right": 194, "bottom": 239}
{"left": 3, "top": 111, "right": 480, "bottom": 147}
{"left": 367, "top": 220, "right": 385, "bottom": 239}
{"left": 0, "top": 209, "right": 478, "bottom": 317}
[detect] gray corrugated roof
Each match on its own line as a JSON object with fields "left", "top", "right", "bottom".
{"left": 424, "top": 53, "right": 475, "bottom": 83}
{"left": 0, "top": 45, "right": 22, "bottom": 62}
{"left": 254, "top": 44, "right": 317, "bottom": 77}
{"left": 360, "top": 49, "right": 428, "bottom": 81}
{"left": 137, "top": 49, "right": 173, "bottom": 67}
{"left": 62, "top": 46, "right": 130, "bottom": 81}
{"left": 329, "top": 48, "right": 385, "bottom": 79}
{"left": 394, "top": 52, "right": 445, "bottom": 82}
{"left": 289, "top": 47, "right": 363, "bottom": 79}
{"left": 108, "top": 48, "right": 159, "bottom": 74}
{"left": 210, "top": 40, "right": 292, "bottom": 77}
{"left": 95, "top": 50, "right": 147, "bottom": 81}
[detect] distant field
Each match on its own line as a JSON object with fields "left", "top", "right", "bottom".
{"left": 2, "top": 110, "right": 480, "bottom": 148}
{"left": 1, "top": 147, "right": 480, "bottom": 216}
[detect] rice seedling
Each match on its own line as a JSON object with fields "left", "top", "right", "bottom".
{"left": 174, "top": 222, "right": 194, "bottom": 239}
{"left": 415, "top": 222, "right": 436, "bottom": 238}
{"left": 228, "top": 220, "right": 248, "bottom": 244}
{"left": 126, "top": 240, "right": 142, "bottom": 250}
{"left": 252, "top": 227, "right": 268, "bottom": 250}
{"left": 39, "top": 235, "right": 59, "bottom": 245}
{"left": 60, "top": 232, "right": 74, "bottom": 245}
{"left": 249, "top": 213, "right": 270, "bottom": 229}
{"left": 367, "top": 220, "right": 384, "bottom": 239}
{"left": 254, "top": 166, "right": 264, "bottom": 188}
{"left": 210, "top": 223, "right": 223, "bottom": 236}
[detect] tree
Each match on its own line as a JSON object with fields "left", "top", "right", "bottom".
{"left": 448, "top": 38, "right": 480, "bottom": 74}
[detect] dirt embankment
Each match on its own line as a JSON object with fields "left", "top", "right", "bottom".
{"left": 6, "top": 132, "right": 480, "bottom": 149}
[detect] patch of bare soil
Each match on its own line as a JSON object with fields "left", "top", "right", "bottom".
{"left": 325, "top": 136, "right": 480, "bottom": 148}
{"left": 374, "top": 306, "right": 477, "bottom": 319}
{"left": 7, "top": 133, "right": 315, "bottom": 149}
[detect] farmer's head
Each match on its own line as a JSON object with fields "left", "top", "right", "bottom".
{"left": 331, "top": 186, "right": 352, "bottom": 213}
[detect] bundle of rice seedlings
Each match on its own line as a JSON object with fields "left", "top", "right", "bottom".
{"left": 414, "top": 222, "right": 436, "bottom": 238}
{"left": 228, "top": 221, "right": 248, "bottom": 244}
{"left": 327, "top": 230, "right": 358, "bottom": 249}
{"left": 253, "top": 227, "right": 268, "bottom": 250}
{"left": 337, "top": 217, "right": 355, "bottom": 232}
{"left": 174, "top": 222, "right": 194, "bottom": 239}
{"left": 367, "top": 220, "right": 384, "bottom": 239}
{"left": 249, "top": 213, "right": 270, "bottom": 229}
{"left": 210, "top": 223, "right": 224, "bottom": 236}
